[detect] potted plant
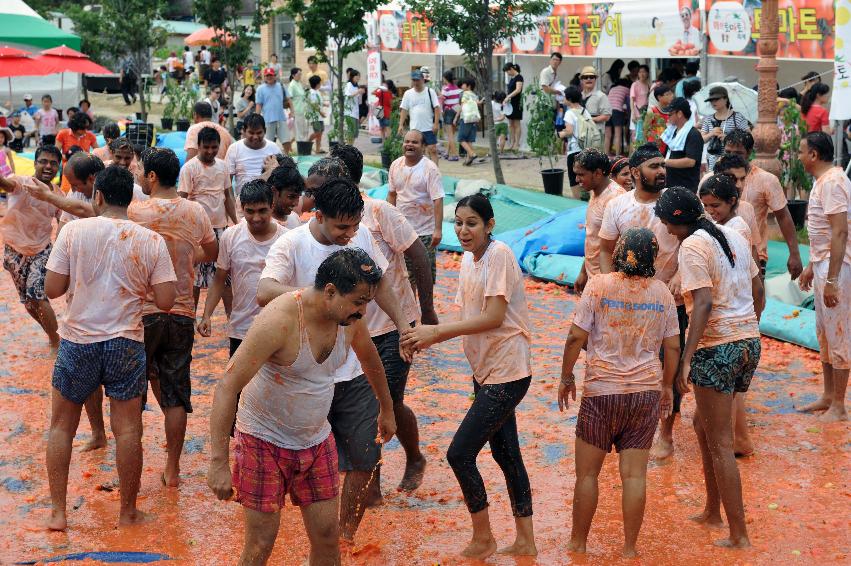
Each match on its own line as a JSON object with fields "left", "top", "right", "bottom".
{"left": 525, "top": 81, "right": 563, "bottom": 195}
{"left": 161, "top": 80, "right": 176, "bottom": 131}
{"left": 380, "top": 98, "right": 403, "bottom": 169}
{"left": 778, "top": 102, "right": 812, "bottom": 229}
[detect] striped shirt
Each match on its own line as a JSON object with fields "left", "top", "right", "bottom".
{"left": 441, "top": 84, "right": 462, "bottom": 110}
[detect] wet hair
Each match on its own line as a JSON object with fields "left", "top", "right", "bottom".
{"left": 455, "top": 193, "right": 494, "bottom": 226}
{"left": 94, "top": 165, "right": 134, "bottom": 207}
{"left": 803, "top": 131, "right": 834, "bottom": 162}
{"left": 460, "top": 77, "right": 476, "bottom": 90}
{"left": 141, "top": 147, "right": 180, "bottom": 187}
{"left": 194, "top": 101, "right": 213, "bottom": 119}
{"left": 443, "top": 70, "right": 455, "bottom": 83}
{"left": 629, "top": 143, "right": 663, "bottom": 168}
{"left": 273, "top": 154, "right": 296, "bottom": 168}
{"left": 102, "top": 122, "right": 121, "bottom": 141}
{"left": 308, "top": 156, "right": 349, "bottom": 181}
{"left": 314, "top": 247, "right": 383, "bottom": 294}
{"left": 653, "top": 85, "right": 672, "bottom": 100}
{"left": 801, "top": 83, "right": 830, "bottom": 115}
{"left": 575, "top": 148, "right": 611, "bottom": 175}
{"left": 68, "top": 152, "right": 105, "bottom": 181}
{"left": 330, "top": 144, "right": 363, "bottom": 184}
{"left": 197, "top": 126, "right": 221, "bottom": 146}
{"left": 239, "top": 178, "right": 274, "bottom": 206}
{"left": 35, "top": 144, "right": 61, "bottom": 162}
{"left": 493, "top": 91, "right": 506, "bottom": 103}
{"left": 314, "top": 178, "right": 363, "bottom": 220}
{"left": 683, "top": 80, "right": 702, "bottom": 99}
{"left": 714, "top": 153, "right": 750, "bottom": 174}
{"left": 724, "top": 129, "right": 754, "bottom": 153}
{"left": 655, "top": 186, "right": 735, "bottom": 267}
{"left": 610, "top": 156, "right": 630, "bottom": 178}
{"left": 699, "top": 174, "right": 740, "bottom": 210}
{"left": 243, "top": 113, "right": 266, "bottom": 132}
{"left": 67, "top": 112, "right": 90, "bottom": 132}
{"left": 109, "top": 136, "right": 134, "bottom": 155}
{"left": 309, "top": 75, "right": 321, "bottom": 89}
{"left": 563, "top": 85, "right": 582, "bottom": 104}
{"left": 613, "top": 227, "right": 658, "bottom": 278}
{"left": 267, "top": 165, "right": 305, "bottom": 195}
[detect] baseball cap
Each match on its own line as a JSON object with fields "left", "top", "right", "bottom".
{"left": 663, "top": 97, "right": 691, "bottom": 114}
{"left": 23, "top": 94, "right": 32, "bottom": 100}
{"left": 411, "top": 70, "right": 424, "bottom": 80}
{"left": 420, "top": 66, "right": 431, "bottom": 76}
{"left": 263, "top": 67, "right": 276, "bottom": 76}
{"left": 705, "top": 85, "right": 728, "bottom": 102}
{"left": 580, "top": 66, "right": 598, "bottom": 77}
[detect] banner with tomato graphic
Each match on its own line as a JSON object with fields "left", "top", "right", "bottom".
{"left": 706, "top": 0, "right": 834, "bottom": 61}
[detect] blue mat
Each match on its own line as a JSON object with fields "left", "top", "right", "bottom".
{"left": 16, "top": 551, "right": 171, "bottom": 564}
{"left": 759, "top": 298, "right": 819, "bottom": 351}
{"left": 496, "top": 206, "right": 587, "bottom": 266}
{"left": 522, "top": 253, "right": 586, "bottom": 285}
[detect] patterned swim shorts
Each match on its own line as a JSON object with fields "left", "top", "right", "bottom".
{"left": 233, "top": 431, "right": 339, "bottom": 513}
{"left": 3, "top": 243, "right": 51, "bottom": 303}
{"left": 194, "top": 227, "right": 230, "bottom": 289}
{"left": 690, "top": 338, "right": 761, "bottom": 394}
{"left": 576, "top": 391, "right": 661, "bottom": 453}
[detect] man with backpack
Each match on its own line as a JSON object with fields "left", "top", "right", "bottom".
{"left": 398, "top": 70, "right": 441, "bottom": 164}
{"left": 559, "top": 86, "right": 603, "bottom": 190}
{"left": 578, "top": 66, "right": 611, "bottom": 150}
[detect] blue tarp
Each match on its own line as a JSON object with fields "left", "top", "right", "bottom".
{"left": 759, "top": 298, "right": 819, "bottom": 351}
{"left": 496, "top": 205, "right": 587, "bottom": 266}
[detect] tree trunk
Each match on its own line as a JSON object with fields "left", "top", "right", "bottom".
{"left": 336, "top": 49, "right": 345, "bottom": 142}
{"left": 480, "top": 51, "right": 504, "bottom": 184}
{"left": 136, "top": 50, "right": 148, "bottom": 122}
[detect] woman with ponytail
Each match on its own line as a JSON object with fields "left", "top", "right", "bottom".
{"left": 801, "top": 83, "right": 833, "bottom": 134}
{"left": 654, "top": 186, "right": 764, "bottom": 549}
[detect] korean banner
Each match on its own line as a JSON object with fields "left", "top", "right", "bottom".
{"left": 365, "top": 13, "right": 384, "bottom": 137}
{"left": 706, "top": 1, "right": 834, "bottom": 61}
{"left": 830, "top": 0, "right": 851, "bottom": 120}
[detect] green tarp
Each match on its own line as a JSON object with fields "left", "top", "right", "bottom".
{"left": 0, "top": 14, "right": 80, "bottom": 51}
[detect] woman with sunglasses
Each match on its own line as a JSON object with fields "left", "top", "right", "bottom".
{"left": 700, "top": 86, "right": 749, "bottom": 170}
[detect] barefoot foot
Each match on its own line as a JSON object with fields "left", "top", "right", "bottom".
{"left": 733, "top": 436, "right": 754, "bottom": 458}
{"left": 161, "top": 470, "right": 180, "bottom": 488}
{"left": 690, "top": 510, "right": 725, "bottom": 528}
{"left": 81, "top": 433, "right": 107, "bottom": 452}
{"left": 818, "top": 406, "right": 848, "bottom": 423}
{"left": 118, "top": 508, "right": 153, "bottom": 526}
{"left": 498, "top": 539, "right": 538, "bottom": 556}
{"left": 650, "top": 437, "right": 674, "bottom": 460}
{"left": 397, "top": 456, "right": 427, "bottom": 492}
{"left": 45, "top": 509, "right": 67, "bottom": 531}
{"left": 461, "top": 537, "right": 497, "bottom": 560}
{"left": 714, "top": 536, "right": 751, "bottom": 549}
{"left": 796, "top": 398, "right": 832, "bottom": 413}
{"left": 623, "top": 546, "right": 639, "bottom": 558}
{"left": 566, "top": 538, "right": 587, "bottom": 553}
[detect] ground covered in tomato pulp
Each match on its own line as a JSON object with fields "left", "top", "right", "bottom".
{"left": 1, "top": 252, "right": 849, "bottom": 565}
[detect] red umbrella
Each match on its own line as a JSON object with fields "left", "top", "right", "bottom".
{"left": 0, "top": 45, "right": 58, "bottom": 103}
{"left": 184, "top": 27, "right": 235, "bottom": 47}
{"left": 35, "top": 46, "right": 111, "bottom": 75}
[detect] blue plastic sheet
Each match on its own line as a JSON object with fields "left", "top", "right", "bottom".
{"left": 496, "top": 205, "right": 587, "bottom": 267}
{"left": 16, "top": 551, "right": 171, "bottom": 564}
{"left": 758, "top": 298, "right": 819, "bottom": 351}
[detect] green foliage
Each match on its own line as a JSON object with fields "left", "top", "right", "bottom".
{"left": 163, "top": 78, "right": 199, "bottom": 121}
{"left": 193, "top": 0, "right": 277, "bottom": 130}
{"left": 153, "top": 46, "right": 171, "bottom": 60}
{"left": 28, "top": 0, "right": 65, "bottom": 19}
{"left": 284, "top": 0, "right": 382, "bottom": 142}
{"left": 778, "top": 103, "right": 812, "bottom": 199}
{"left": 381, "top": 98, "right": 404, "bottom": 163}
{"left": 61, "top": 4, "right": 108, "bottom": 66}
{"left": 525, "top": 81, "right": 559, "bottom": 170}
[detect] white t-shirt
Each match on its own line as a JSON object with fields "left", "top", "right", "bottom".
{"left": 344, "top": 82, "right": 361, "bottom": 120}
{"left": 46, "top": 217, "right": 176, "bottom": 344}
{"left": 563, "top": 108, "right": 580, "bottom": 154}
{"left": 224, "top": 139, "right": 281, "bottom": 195}
{"left": 59, "top": 185, "right": 148, "bottom": 224}
{"left": 400, "top": 87, "right": 439, "bottom": 132}
{"left": 201, "top": 49, "right": 211, "bottom": 65}
{"left": 183, "top": 50, "right": 195, "bottom": 68}
{"left": 260, "top": 221, "right": 390, "bottom": 383}
{"left": 387, "top": 156, "right": 445, "bottom": 236}
{"left": 217, "top": 220, "right": 288, "bottom": 339}
{"left": 492, "top": 101, "right": 506, "bottom": 124}
{"left": 278, "top": 212, "right": 302, "bottom": 229}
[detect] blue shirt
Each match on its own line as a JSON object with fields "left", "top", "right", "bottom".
{"left": 256, "top": 83, "right": 287, "bottom": 123}
{"left": 18, "top": 105, "right": 37, "bottom": 117}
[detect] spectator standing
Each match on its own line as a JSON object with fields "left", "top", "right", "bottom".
{"left": 629, "top": 64, "right": 651, "bottom": 144}
{"left": 198, "top": 46, "right": 211, "bottom": 80}
{"left": 308, "top": 76, "right": 327, "bottom": 153}
{"left": 18, "top": 94, "right": 37, "bottom": 117}
{"left": 700, "top": 86, "right": 750, "bottom": 171}
{"left": 203, "top": 87, "right": 223, "bottom": 124}
{"left": 539, "top": 52, "right": 563, "bottom": 96}
{"left": 503, "top": 63, "right": 524, "bottom": 152}
{"left": 398, "top": 70, "right": 441, "bottom": 163}
{"left": 204, "top": 59, "right": 228, "bottom": 92}
{"left": 579, "top": 66, "right": 612, "bottom": 148}
{"left": 440, "top": 71, "right": 462, "bottom": 161}
{"left": 373, "top": 79, "right": 395, "bottom": 141}
{"left": 8, "top": 113, "right": 27, "bottom": 153}
{"left": 661, "top": 97, "right": 704, "bottom": 192}
{"left": 233, "top": 85, "right": 256, "bottom": 133}
{"left": 267, "top": 53, "right": 282, "bottom": 81}
{"left": 644, "top": 85, "right": 674, "bottom": 154}
{"left": 225, "top": 114, "right": 282, "bottom": 196}
{"left": 34, "top": 94, "right": 59, "bottom": 146}
{"left": 288, "top": 67, "right": 310, "bottom": 147}
{"left": 119, "top": 54, "right": 138, "bottom": 106}
{"left": 456, "top": 78, "right": 481, "bottom": 166}
{"left": 166, "top": 51, "right": 179, "bottom": 74}
{"left": 801, "top": 83, "right": 833, "bottom": 134}
{"left": 255, "top": 67, "right": 291, "bottom": 153}
{"left": 606, "top": 78, "right": 631, "bottom": 156}
{"left": 343, "top": 69, "right": 366, "bottom": 144}
{"left": 183, "top": 46, "right": 195, "bottom": 74}
{"left": 601, "top": 59, "right": 625, "bottom": 94}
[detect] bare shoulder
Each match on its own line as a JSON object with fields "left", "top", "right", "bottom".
{"left": 247, "top": 292, "right": 301, "bottom": 363}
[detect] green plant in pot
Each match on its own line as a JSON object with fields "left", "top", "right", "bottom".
{"left": 526, "top": 81, "right": 563, "bottom": 196}
{"left": 778, "top": 102, "right": 812, "bottom": 229}
{"left": 161, "top": 79, "right": 177, "bottom": 130}
{"left": 380, "top": 98, "right": 403, "bottom": 169}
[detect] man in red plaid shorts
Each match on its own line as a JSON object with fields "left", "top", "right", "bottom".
{"left": 207, "top": 248, "right": 397, "bottom": 565}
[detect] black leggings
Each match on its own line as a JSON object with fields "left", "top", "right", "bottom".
{"left": 447, "top": 376, "right": 532, "bottom": 517}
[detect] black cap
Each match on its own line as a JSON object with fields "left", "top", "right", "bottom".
{"left": 704, "top": 85, "right": 728, "bottom": 102}
{"left": 663, "top": 97, "right": 691, "bottom": 115}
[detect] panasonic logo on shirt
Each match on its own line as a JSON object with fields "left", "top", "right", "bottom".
{"left": 600, "top": 298, "right": 666, "bottom": 312}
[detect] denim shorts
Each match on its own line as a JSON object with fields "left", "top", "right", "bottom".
{"left": 421, "top": 130, "right": 437, "bottom": 146}
{"left": 458, "top": 122, "right": 477, "bottom": 143}
{"left": 52, "top": 337, "right": 146, "bottom": 404}
{"left": 690, "top": 338, "right": 761, "bottom": 394}
{"left": 372, "top": 328, "right": 412, "bottom": 404}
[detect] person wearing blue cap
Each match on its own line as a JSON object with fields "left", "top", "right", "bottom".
{"left": 398, "top": 69, "right": 441, "bottom": 163}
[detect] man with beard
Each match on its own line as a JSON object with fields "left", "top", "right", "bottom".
{"left": 599, "top": 143, "right": 685, "bottom": 460}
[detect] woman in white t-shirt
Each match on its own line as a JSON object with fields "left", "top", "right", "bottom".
{"left": 558, "top": 86, "right": 586, "bottom": 190}
{"left": 343, "top": 69, "right": 366, "bottom": 144}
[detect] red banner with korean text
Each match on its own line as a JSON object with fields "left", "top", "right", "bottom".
{"left": 706, "top": 0, "right": 834, "bottom": 61}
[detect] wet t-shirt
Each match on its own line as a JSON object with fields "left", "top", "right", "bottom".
{"left": 584, "top": 181, "right": 626, "bottom": 276}
{"left": 184, "top": 121, "right": 233, "bottom": 159}
{"left": 128, "top": 197, "right": 216, "bottom": 318}
{"left": 455, "top": 241, "right": 531, "bottom": 385}
{"left": 0, "top": 176, "right": 59, "bottom": 255}
{"left": 741, "top": 165, "right": 787, "bottom": 261}
{"left": 572, "top": 272, "right": 679, "bottom": 396}
{"left": 679, "top": 226, "right": 760, "bottom": 349}
{"left": 807, "top": 167, "right": 851, "bottom": 266}
{"left": 46, "top": 217, "right": 176, "bottom": 343}
{"left": 388, "top": 156, "right": 444, "bottom": 236}
{"left": 178, "top": 156, "right": 231, "bottom": 228}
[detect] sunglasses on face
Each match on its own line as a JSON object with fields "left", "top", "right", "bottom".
{"left": 581, "top": 75, "right": 596, "bottom": 80}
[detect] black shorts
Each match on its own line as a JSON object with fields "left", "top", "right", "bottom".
{"left": 143, "top": 313, "right": 195, "bottom": 412}
{"left": 607, "top": 109, "right": 626, "bottom": 127}
{"left": 229, "top": 337, "right": 242, "bottom": 358}
{"left": 328, "top": 374, "right": 380, "bottom": 472}
{"left": 372, "top": 328, "right": 411, "bottom": 404}
{"left": 443, "top": 108, "right": 457, "bottom": 126}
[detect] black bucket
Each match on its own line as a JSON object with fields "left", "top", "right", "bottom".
{"left": 541, "top": 168, "right": 565, "bottom": 196}
{"left": 296, "top": 141, "right": 313, "bottom": 156}
{"left": 787, "top": 199, "right": 807, "bottom": 229}
{"left": 381, "top": 150, "right": 392, "bottom": 169}
{"left": 175, "top": 119, "right": 191, "bottom": 132}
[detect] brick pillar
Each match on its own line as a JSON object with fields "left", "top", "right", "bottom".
{"left": 752, "top": 0, "right": 782, "bottom": 179}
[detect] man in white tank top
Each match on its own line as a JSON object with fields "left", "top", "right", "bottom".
{"left": 208, "top": 248, "right": 397, "bottom": 565}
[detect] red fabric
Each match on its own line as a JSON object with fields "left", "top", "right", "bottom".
{"left": 804, "top": 104, "right": 829, "bottom": 133}
{"left": 373, "top": 89, "right": 393, "bottom": 111}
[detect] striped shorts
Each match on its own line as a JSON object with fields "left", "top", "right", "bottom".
{"left": 576, "top": 391, "right": 661, "bottom": 453}
{"left": 52, "top": 337, "right": 146, "bottom": 404}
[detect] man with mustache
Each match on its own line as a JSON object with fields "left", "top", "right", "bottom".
{"left": 599, "top": 143, "right": 686, "bottom": 460}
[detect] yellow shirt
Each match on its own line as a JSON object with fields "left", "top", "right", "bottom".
{"left": 243, "top": 68, "right": 256, "bottom": 86}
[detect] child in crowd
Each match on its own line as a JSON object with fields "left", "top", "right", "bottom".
{"left": 308, "top": 75, "right": 326, "bottom": 154}
{"left": 0, "top": 128, "right": 15, "bottom": 176}
{"left": 34, "top": 95, "right": 59, "bottom": 146}
{"left": 455, "top": 78, "right": 480, "bottom": 166}
{"left": 492, "top": 91, "right": 508, "bottom": 154}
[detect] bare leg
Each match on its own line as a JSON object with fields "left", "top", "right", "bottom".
{"left": 732, "top": 393, "right": 754, "bottom": 457}
{"left": 45, "top": 388, "right": 83, "bottom": 531}
{"left": 497, "top": 515, "right": 537, "bottom": 556}
{"left": 798, "top": 362, "right": 834, "bottom": 412}
{"left": 394, "top": 401, "right": 426, "bottom": 492}
{"left": 25, "top": 299, "right": 60, "bottom": 353}
{"left": 339, "top": 470, "right": 372, "bottom": 541}
{"left": 604, "top": 126, "right": 613, "bottom": 155}
{"left": 568, "top": 437, "right": 606, "bottom": 553}
{"left": 820, "top": 366, "right": 848, "bottom": 422}
{"left": 614, "top": 125, "right": 623, "bottom": 155}
{"left": 650, "top": 414, "right": 675, "bottom": 460}
{"left": 301, "top": 498, "right": 341, "bottom": 566}
{"left": 111, "top": 396, "right": 148, "bottom": 525}
{"left": 162, "top": 406, "right": 187, "bottom": 487}
{"left": 619, "top": 448, "right": 650, "bottom": 557}
{"left": 222, "top": 285, "right": 233, "bottom": 318}
{"left": 461, "top": 507, "right": 497, "bottom": 559}
{"left": 81, "top": 387, "right": 107, "bottom": 451}
{"left": 426, "top": 144, "right": 439, "bottom": 164}
{"left": 445, "top": 125, "right": 457, "bottom": 157}
{"left": 239, "top": 507, "right": 281, "bottom": 566}
{"left": 690, "top": 406, "right": 724, "bottom": 527}
{"left": 693, "top": 386, "right": 750, "bottom": 548}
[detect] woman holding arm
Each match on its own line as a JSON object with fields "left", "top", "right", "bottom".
{"left": 503, "top": 63, "right": 524, "bottom": 152}
{"left": 401, "top": 194, "right": 536, "bottom": 560}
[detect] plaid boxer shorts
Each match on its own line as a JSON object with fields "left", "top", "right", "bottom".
{"left": 576, "top": 391, "right": 661, "bottom": 453}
